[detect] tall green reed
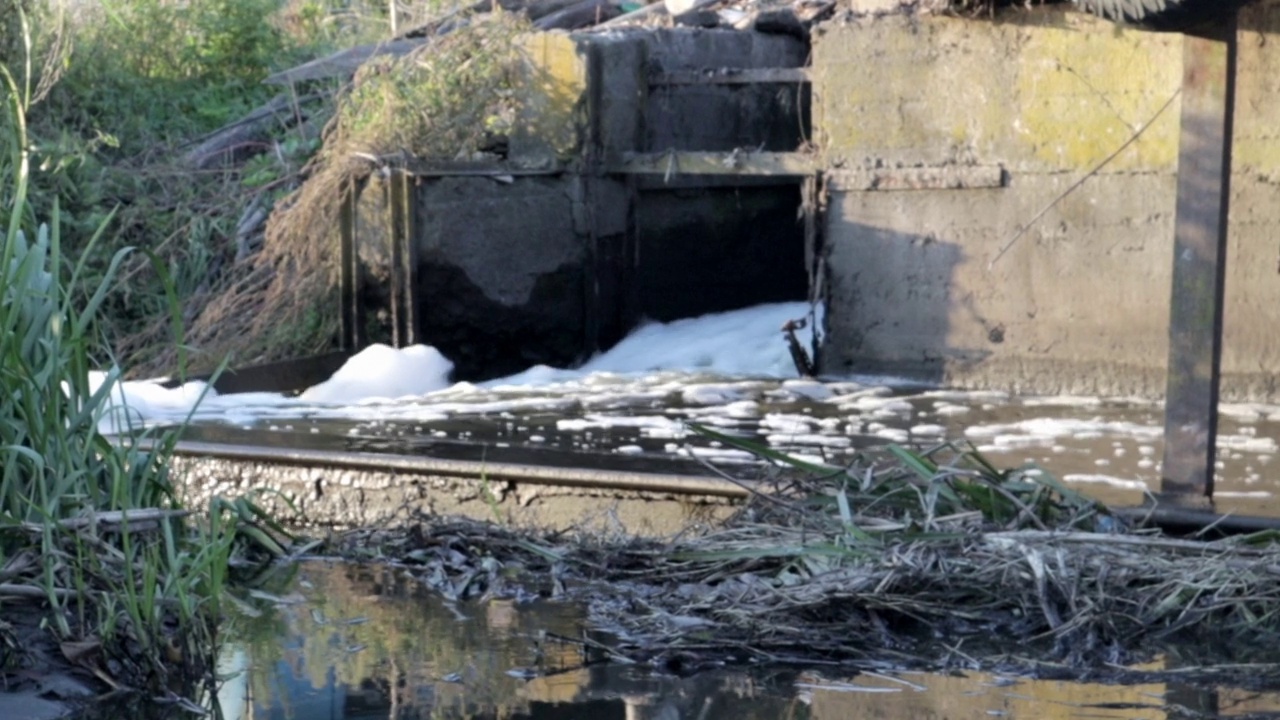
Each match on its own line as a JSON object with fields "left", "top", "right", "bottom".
{"left": 0, "top": 12, "right": 251, "bottom": 697}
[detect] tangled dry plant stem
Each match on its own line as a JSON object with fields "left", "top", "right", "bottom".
{"left": 333, "top": 440, "right": 1280, "bottom": 672}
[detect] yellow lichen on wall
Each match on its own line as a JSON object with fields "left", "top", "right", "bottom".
{"left": 512, "top": 32, "right": 590, "bottom": 166}
{"left": 1233, "top": 1, "right": 1280, "bottom": 178}
{"left": 813, "top": 8, "right": 1181, "bottom": 174}
{"left": 1011, "top": 14, "right": 1181, "bottom": 172}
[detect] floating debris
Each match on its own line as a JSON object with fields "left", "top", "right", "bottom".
{"left": 331, "top": 435, "right": 1280, "bottom": 675}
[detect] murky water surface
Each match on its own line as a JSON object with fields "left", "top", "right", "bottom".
{"left": 217, "top": 561, "right": 1280, "bottom": 720}
{"left": 182, "top": 373, "right": 1280, "bottom": 516}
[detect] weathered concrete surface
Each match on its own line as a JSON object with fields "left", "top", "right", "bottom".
{"left": 641, "top": 29, "right": 809, "bottom": 152}
{"left": 512, "top": 32, "right": 590, "bottom": 167}
{"left": 352, "top": 173, "right": 603, "bottom": 379}
{"left": 353, "top": 28, "right": 812, "bottom": 381}
{"left": 174, "top": 456, "right": 737, "bottom": 537}
{"left": 814, "top": 5, "right": 1280, "bottom": 400}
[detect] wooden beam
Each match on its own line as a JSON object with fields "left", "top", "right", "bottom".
{"left": 1159, "top": 16, "right": 1238, "bottom": 507}
{"left": 609, "top": 151, "right": 816, "bottom": 177}
{"left": 649, "top": 68, "right": 810, "bottom": 85}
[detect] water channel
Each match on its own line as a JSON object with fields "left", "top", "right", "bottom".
{"left": 82, "top": 301, "right": 1280, "bottom": 719}
{"left": 196, "top": 560, "right": 1278, "bottom": 720}
{"left": 112, "top": 302, "right": 1280, "bottom": 515}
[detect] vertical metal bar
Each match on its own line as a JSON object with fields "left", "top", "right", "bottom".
{"left": 582, "top": 43, "right": 606, "bottom": 358}
{"left": 338, "top": 179, "right": 361, "bottom": 351}
{"left": 1159, "top": 17, "right": 1238, "bottom": 506}
{"left": 387, "top": 174, "right": 405, "bottom": 348}
{"left": 401, "top": 175, "right": 419, "bottom": 346}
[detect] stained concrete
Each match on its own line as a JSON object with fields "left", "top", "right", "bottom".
{"left": 813, "top": 4, "right": 1280, "bottom": 400}
{"left": 350, "top": 28, "right": 811, "bottom": 382}
{"left": 641, "top": 29, "right": 808, "bottom": 153}
{"left": 339, "top": 6, "right": 1280, "bottom": 401}
{"left": 174, "top": 456, "right": 736, "bottom": 537}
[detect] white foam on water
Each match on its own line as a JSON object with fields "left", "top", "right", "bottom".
{"left": 1214, "top": 491, "right": 1273, "bottom": 499}
{"left": 579, "top": 302, "right": 819, "bottom": 377}
{"left": 777, "top": 379, "right": 837, "bottom": 401}
{"left": 1219, "top": 403, "right": 1276, "bottom": 422}
{"left": 81, "top": 300, "right": 1280, "bottom": 507}
{"left": 760, "top": 413, "right": 814, "bottom": 434}
{"left": 301, "top": 344, "right": 454, "bottom": 403}
{"left": 557, "top": 415, "right": 679, "bottom": 433}
{"left": 910, "top": 424, "right": 948, "bottom": 437}
{"left": 681, "top": 384, "right": 753, "bottom": 406}
{"left": 1020, "top": 396, "right": 1104, "bottom": 408}
{"left": 100, "top": 302, "right": 820, "bottom": 428}
{"left": 1062, "top": 474, "right": 1150, "bottom": 491}
{"left": 675, "top": 446, "right": 756, "bottom": 463}
{"left": 838, "top": 395, "right": 914, "bottom": 415}
{"left": 919, "top": 390, "right": 1010, "bottom": 402}
{"left": 932, "top": 403, "right": 970, "bottom": 417}
{"left": 873, "top": 427, "right": 911, "bottom": 444}
{"left": 965, "top": 418, "right": 1162, "bottom": 443}
{"left": 1217, "top": 434, "right": 1279, "bottom": 454}
{"left": 765, "top": 433, "right": 853, "bottom": 449}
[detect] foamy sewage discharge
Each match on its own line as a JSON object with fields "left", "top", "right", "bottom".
{"left": 96, "top": 301, "right": 823, "bottom": 429}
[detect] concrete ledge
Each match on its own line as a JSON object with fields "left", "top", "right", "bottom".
{"left": 173, "top": 453, "right": 739, "bottom": 537}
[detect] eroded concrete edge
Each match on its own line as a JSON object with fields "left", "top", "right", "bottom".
{"left": 172, "top": 456, "right": 739, "bottom": 538}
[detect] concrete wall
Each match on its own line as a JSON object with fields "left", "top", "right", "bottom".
{"left": 628, "top": 30, "right": 811, "bottom": 326}
{"left": 640, "top": 29, "right": 809, "bottom": 152}
{"left": 353, "top": 28, "right": 813, "bottom": 381}
{"left": 813, "top": 4, "right": 1280, "bottom": 400}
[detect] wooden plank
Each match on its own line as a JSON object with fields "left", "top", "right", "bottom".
{"left": 533, "top": 0, "right": 620, "bottom": 29}
{"left": 1159, "top": 17, "right": 1238, "bottom": 507}
{"left": 397, "top": 159, "right": 565, "bottom": 178}
{"left": 827, "top": 165, "right": 1005, "bottom": 192}
{"left": 610, "top": 151, "right": 816, "bottom": 177}
{"left": 649, "top": 68, "right": 811, "bottom": 85}
{"left": 265, "top": 39, "right": 427, "bottom": 85}
{"left": 387, "top": 172, "right": 418, "bottom": 347}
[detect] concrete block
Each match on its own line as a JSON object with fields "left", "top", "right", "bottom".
{"left": 812, "top": 10, "right": 1182, "bottom": 173}
{"left": 814, "top": 4, "right": 1280, "bottom": 399}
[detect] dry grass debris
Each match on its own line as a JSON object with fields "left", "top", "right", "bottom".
{"left": 178, "top": 13, "right": 533, "bottom": 370}
{"left": 333, "top": 436, "right": 1280, "bottom": 671}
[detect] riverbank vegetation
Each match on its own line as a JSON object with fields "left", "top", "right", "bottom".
{"left": 3, "top": 0, "right": 454, "bottom": 380}
{"left": 0, "top": 10, "right": 298, "bottom": 706}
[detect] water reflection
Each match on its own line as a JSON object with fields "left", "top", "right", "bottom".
{"left": 223, "top": 561, "right": 1280, "bottom": 720}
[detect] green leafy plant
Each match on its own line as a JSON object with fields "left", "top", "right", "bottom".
{"left": 0, "top": 19, "right": 286, "bottom": 697}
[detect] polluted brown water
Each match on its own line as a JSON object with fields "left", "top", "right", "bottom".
{"left": 112, "top": 303, "right": 1280, "bottom": 514}
{"left": 202, "top": 560, "right": 1280, "bottom": 720}
{"left": 176, "top": 382, "right": 1280, "bottom": 517}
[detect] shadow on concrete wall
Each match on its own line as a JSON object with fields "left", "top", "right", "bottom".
{"left": 633, "top": 184, "right": 809, "bottom": 324}
{"left": 820, "top": 211, "right": 971, "bottom": 385}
